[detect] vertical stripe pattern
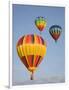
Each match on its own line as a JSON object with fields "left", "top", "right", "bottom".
{"left": 16, "top": 34, "right": 46, "bottom": 72}
{"left": 49, "top": 25, "right": 62, "bottom": 41}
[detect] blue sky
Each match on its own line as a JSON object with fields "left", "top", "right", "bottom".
{"left": 12, "top": 4, "right": 65, "bottom": 85}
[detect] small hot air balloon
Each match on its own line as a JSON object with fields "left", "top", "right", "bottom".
{"left": 16, "top": 34, "right": 47, "bottom": 80}
{"left": 35, "top": 16, "right": 47, "bottom": 33}
{"left": 49, "top": 25, "right": 62, "bottom": 42}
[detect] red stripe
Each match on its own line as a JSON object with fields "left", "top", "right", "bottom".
{"left": 17, "top": 36, "right": 24, "bottom": 46}
{"left": 25, "top": 35, "right": 32, "bottom": 43}
{"left": 36, "top": 56, "right": 41, "bottom": 67}
{"left": 36, "top": 57, "right": 43, "bottom": 67}
{"left": 34, "top": 55, "right": 40, "bottom": 67}
{"left": 21, "top": 56, "right": 29, "bottom": 69}
{"left": 27, "top": 55, "right": 34, "bottom": 67}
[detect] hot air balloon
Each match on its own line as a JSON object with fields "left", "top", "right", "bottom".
{"left": 49, "top": 25, "right": 62, "bottom": 42}
{"left": 16, "top": 34, "right": 47, "bottom": 80}
{"left": 35, "top": 16, "right": 47, "bottom": 33}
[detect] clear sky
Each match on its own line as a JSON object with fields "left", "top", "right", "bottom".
{"left": 12, "top": 4, "right": 65, "bottom": 85}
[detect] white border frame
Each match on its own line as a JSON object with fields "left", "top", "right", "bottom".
{"left": 9, "top": 0, "right": 69, "bottom": 89}
{"left": 9, "top": 1, "right": 12, "bottom": 88}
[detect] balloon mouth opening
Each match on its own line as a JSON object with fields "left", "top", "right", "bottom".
{"left": 28, "top": 67, "right": 36, "bottom": 72}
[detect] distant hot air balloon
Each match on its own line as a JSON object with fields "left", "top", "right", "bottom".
{"left": 49, "top": 25, "right": 62, "bottom": 42}
{"left": 35, "top": 16, "right": 47, "bottom": 33}
{"left": 16, "top": 34, "right": 47, "bottom": 80}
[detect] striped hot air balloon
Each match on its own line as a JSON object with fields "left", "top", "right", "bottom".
{"left": 49, "top": 25, "right": 62, "bottom": 42}
{"left": 16, "top": 34, "right": 47, "bottom": 80}
{"left": 35, "top": 16, "right": 47, "bottom": 33}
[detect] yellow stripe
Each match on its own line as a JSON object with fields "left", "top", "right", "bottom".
{"left": 23, "top": 45, "right": 30, "bottom": 65}
{"left": 17, "top": 47, "right": 22, "bottom": 57}
{"left": 17, "top": 44, "right": 46, "bottom": 58}
{"left": 23, "top": 35, "right": 30, "bottom": 67}
{"left": 20, "top": 45, "right": 24, "bottom": 56}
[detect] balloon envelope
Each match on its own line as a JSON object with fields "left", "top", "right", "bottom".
{"left": 35, "top": 16, "right": 47, "bottom": 32}
{"left": 16, "top": 34, "right": 47, "bottom": 73}
{"left": 49, "top": 25, "right": 62, "bottom": 42}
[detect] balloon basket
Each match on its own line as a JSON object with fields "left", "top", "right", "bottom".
{"left": 30, "top": 71, "right": 34, "bottom": 80}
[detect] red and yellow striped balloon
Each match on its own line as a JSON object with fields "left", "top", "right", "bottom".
{"left": 16, "top": 34, "right": 47, "bottom": 73}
